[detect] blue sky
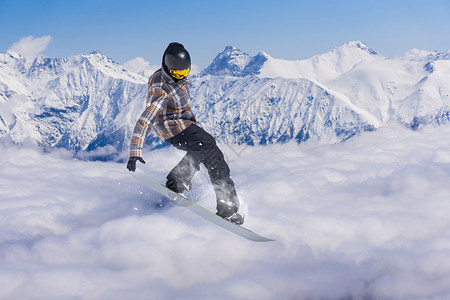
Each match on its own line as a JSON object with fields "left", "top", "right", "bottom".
{"left": 1, "top": 0, "right": 449, "bottom": 68}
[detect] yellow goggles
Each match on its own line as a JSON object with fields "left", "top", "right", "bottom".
{"left": 169, "top": 67, "right": 190, "bottom": 79}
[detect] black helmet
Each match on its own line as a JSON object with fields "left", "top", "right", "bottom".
{"left": 162, "top": 42, "right": 191, "bottom": 80}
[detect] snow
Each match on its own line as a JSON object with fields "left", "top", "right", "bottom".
{"left": 258, "top": 41, "right": 379, "bottom": 81}
{"left": 0, "top": 50, "right": 149, "bottom": 150}
{"left": 200, "top": 46, "right": 253, "bottom": 77}
{"left": 1, "top": 41, "right": 450, "bottom": 153}
{"left": 402, "top": 48, "right": 450, "bottom": 62}
{"left": 327, "top": 58, "right": 450, "bottom": 126}
{"left": 2, "top": 124, "right": 450, "bottom": 299}
{"left": 1, "top": 37, "right": 450, "bottom": 299}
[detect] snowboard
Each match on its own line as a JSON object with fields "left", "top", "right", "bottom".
{"left": 131, "top": 168, "right": 275, "bottom": 242}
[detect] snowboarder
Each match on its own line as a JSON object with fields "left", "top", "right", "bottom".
{"left": 127, "top": 42, "right": 243, "bottom": 225}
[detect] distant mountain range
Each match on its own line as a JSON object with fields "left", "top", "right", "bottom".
{"left": 0, "top": 41, "right": 449, "bottom": 157}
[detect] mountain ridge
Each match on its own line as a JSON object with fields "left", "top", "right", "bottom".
{"left": 0, "top": 42, "right": 449, "bottom": 158}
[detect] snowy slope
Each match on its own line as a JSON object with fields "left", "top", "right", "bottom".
{"left": 0, "top": 51, "right": 148, "bottom": 152}
{"left": 0, "top": 41, "right": 449, "bottom": 155}
{"left": 191, "top": 75, "right": 379, "bottom": 145}
{"left": 403, "top": 48, "right": 450, "bottom": 61}
{"left": 201, "top": 41, "right": 379, "bottom": 81}
{"left": 200, "top": 46, "right": 253, "bottom": 77}
{"left": 201, "top": 41, "right": 449, "bottom": 130}
{"left": 326, "top": 55, "right": 450, "bottom": 127}
{"left": 258, "top": 41, "right": 379, "bottom": 81}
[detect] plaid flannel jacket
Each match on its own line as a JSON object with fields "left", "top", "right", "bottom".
{"left": 129, "top": 68, "right": 196, "bottom": 158}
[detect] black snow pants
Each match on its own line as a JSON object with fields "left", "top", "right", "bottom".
{"left": 165, "top": 124, "right": 239, "bottom": 217}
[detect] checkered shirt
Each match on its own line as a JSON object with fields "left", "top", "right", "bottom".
{"left": 129, "top": 68, "right": 196, "bottom": 158}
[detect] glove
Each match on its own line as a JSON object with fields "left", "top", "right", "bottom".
{"left": 127, "top": 157, "right": 146, "bottom": 172}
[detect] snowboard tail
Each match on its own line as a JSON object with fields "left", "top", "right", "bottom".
{"left": 131, "top": 168, "right": 275, "bottom": 242}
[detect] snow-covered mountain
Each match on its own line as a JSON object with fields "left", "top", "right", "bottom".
{"left": 199, "top": 45, "right": 272, "bottom": 78}
{"left": 0, "top": 50, "right": 148, "bottom": 153}
{"left": 403, "top": 48, "right": 450, "bottom": 62}
{"left": 190, "top": 75, "right": 379, "bottom": 145}
{"left": 327, "top": 56, "right": 450, "bottom": 127}
{"left": 192, "top": 41, "right": 449, "bottom": 142}
{"left": 201, "top": 41, "right": 379, "bottom": 81}
{"left": 0, "top": 41, "right": 449, "bottom": 157}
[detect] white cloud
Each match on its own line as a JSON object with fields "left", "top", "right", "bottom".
{"left": 123, "top": 57, "right": 202, "bottom": 77}
{"left": 190, "top": 63, "right": 201, "bottom": 75}
{"left": 1, "top": 124, "right": 450, "bottom": 299}
{"left": 7, "top": 35, "right": 52, "bottom": 60}
{"left": 123, "top": 57, "right": 159, "bottom": 77}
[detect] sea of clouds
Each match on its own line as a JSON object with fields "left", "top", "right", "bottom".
{"left": 1, "top": 124, "right": 450, "bottom": 300}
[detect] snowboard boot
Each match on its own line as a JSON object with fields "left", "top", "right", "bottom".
{"left": 166, "top": 174, "right": 192, "bottom": 194}
{"left": 166, "top": 153, "right": 199, "bottom": 194}
{"left": 216, "top": 199, "right": 244, "bottom": 225}
{"left": 222, "top": 212, "right": 244, "bottom": 225}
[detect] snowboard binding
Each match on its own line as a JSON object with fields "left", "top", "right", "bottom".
{"left": 216, "top": 199, "right": 244, "bottom": 225}
{"left": 219, "top": 212, "right": 245, "bottom": 226}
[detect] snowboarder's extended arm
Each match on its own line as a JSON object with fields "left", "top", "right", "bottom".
{"left": 127, "top": 89, "right": 168, "bottom": 171}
